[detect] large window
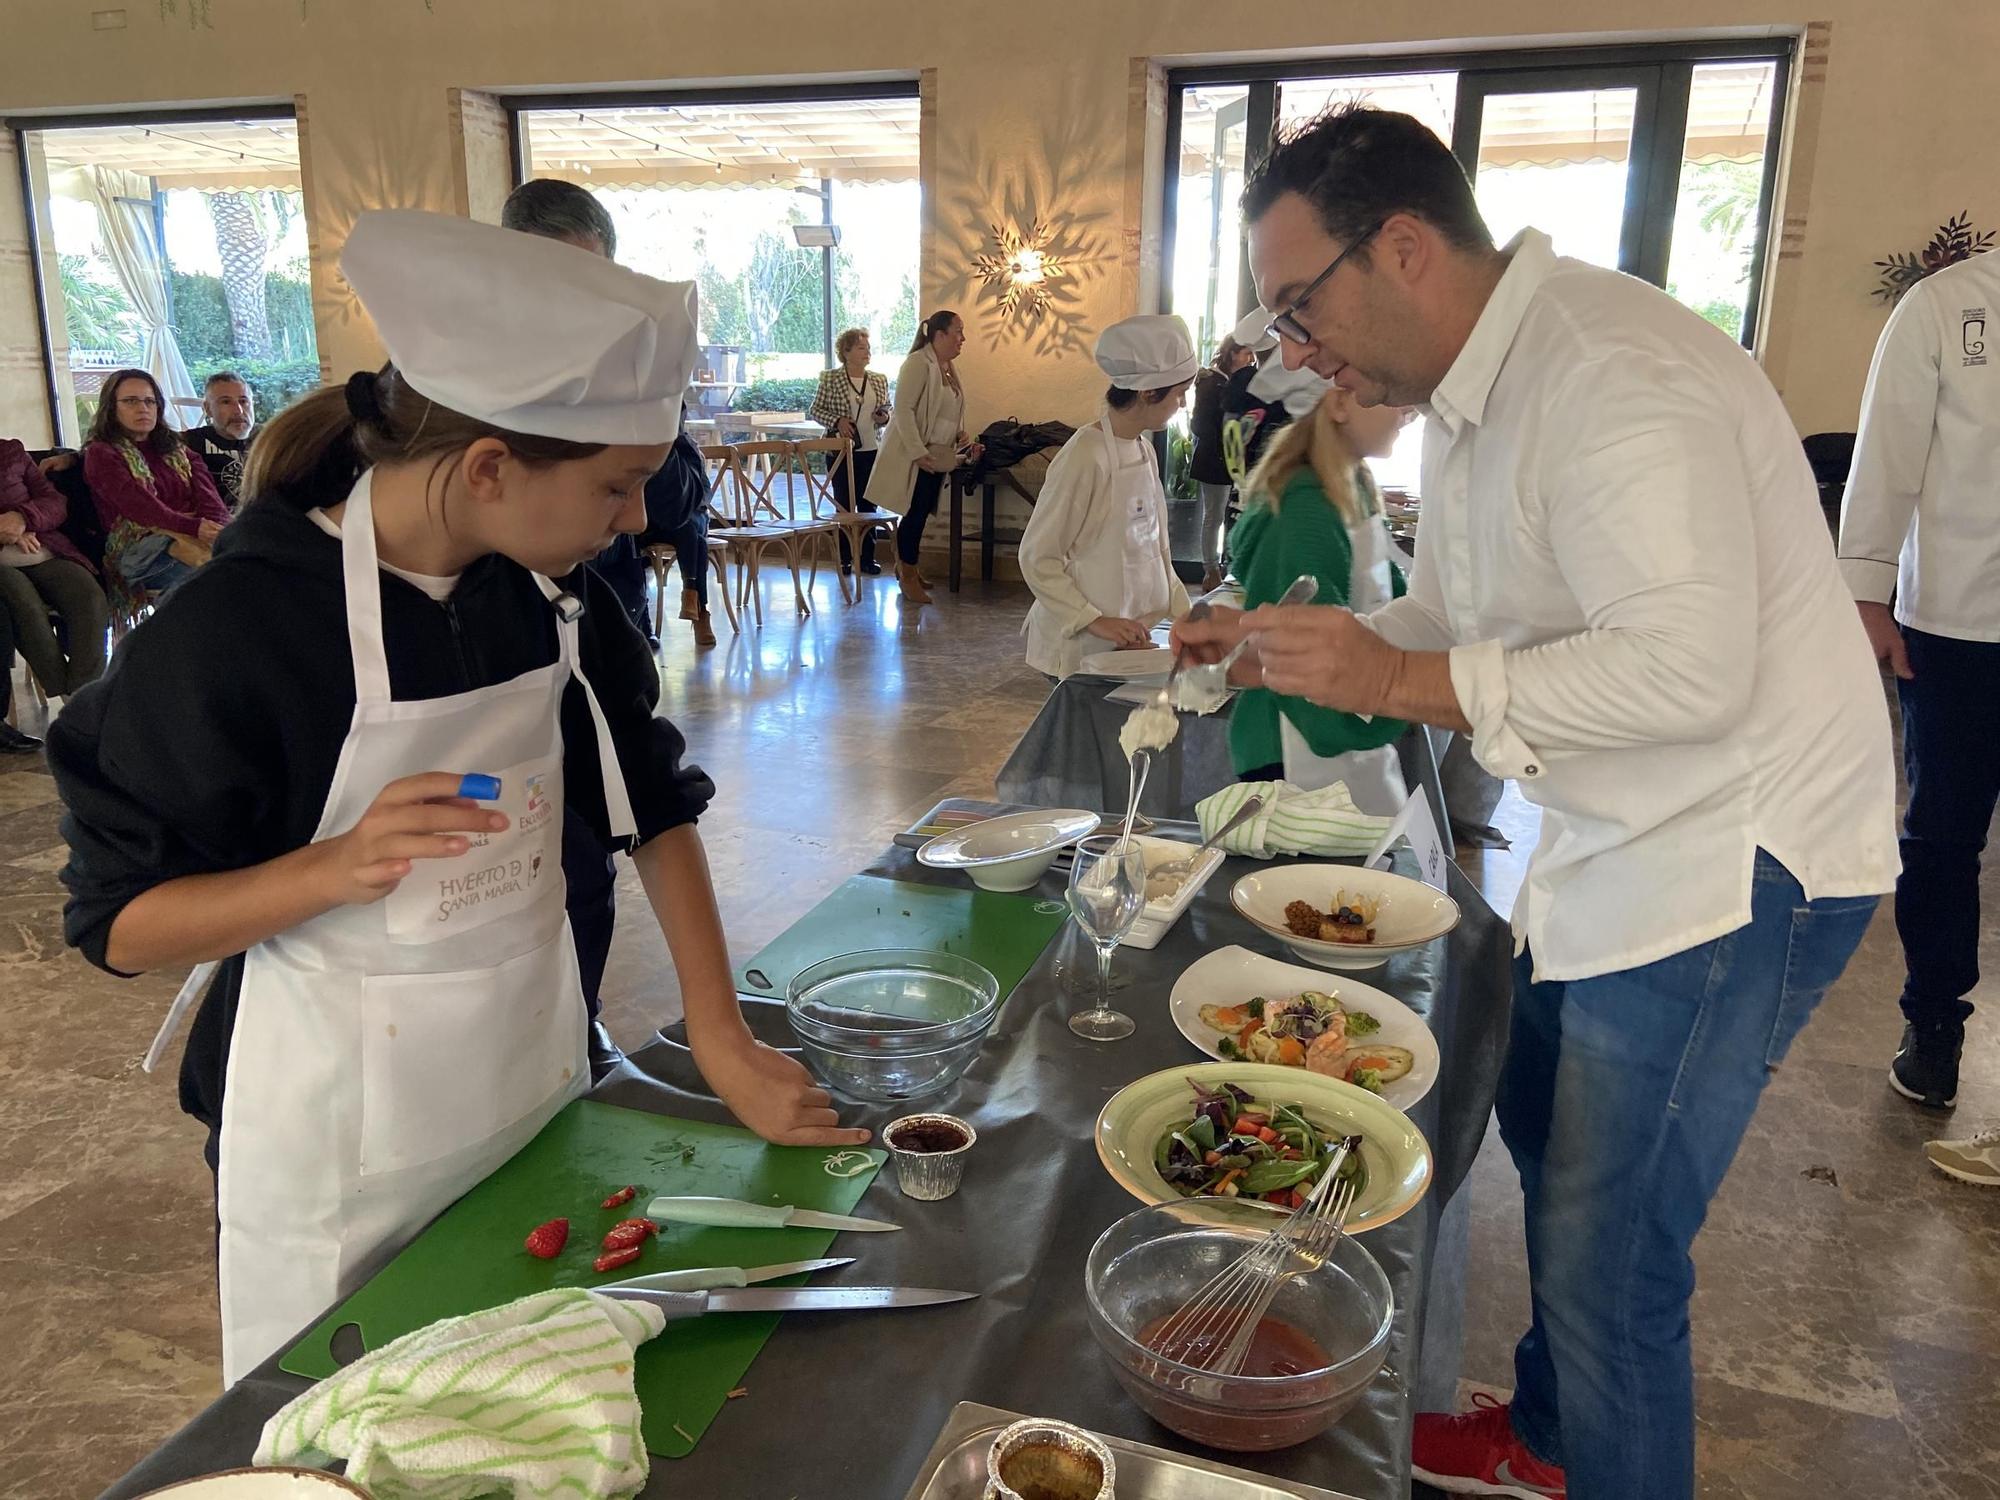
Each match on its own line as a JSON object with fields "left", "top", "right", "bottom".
{"left": 513, "top": 88, "right": 920, "bottom": 432}
{"left": 17, "top": 111, "right": 317, "bottom": 446}
{"left": 1162, "top": 40, "right": 1791, "bottom": 540}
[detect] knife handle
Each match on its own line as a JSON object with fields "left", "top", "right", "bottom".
{"left": 646, "top": 1196, "right": 791, "bottom": 1229}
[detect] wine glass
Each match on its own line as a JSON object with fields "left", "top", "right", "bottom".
{"left": 1065, "top": 834, "right": 1147, "bottom": 1041}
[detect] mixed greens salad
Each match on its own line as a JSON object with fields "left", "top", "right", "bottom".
{"left": 1153, "top": 1080, "right": 1369, "bottom": 1208}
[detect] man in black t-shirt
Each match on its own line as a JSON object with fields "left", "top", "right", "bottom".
{"left": 182, "top": 371, "right": 256, "bottom": 507}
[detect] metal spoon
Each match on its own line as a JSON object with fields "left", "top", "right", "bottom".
{"left": 1172, "top": 574, "right": 1318, "bottom": 709}
{"left": 1149, "top": 793, "right": 1264, "bottom": 884}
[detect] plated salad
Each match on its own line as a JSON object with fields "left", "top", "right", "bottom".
{"left": 1199, "top": 990, "right": 1415, "bottom": 1094}
{"left": 1153, "top": 1080, "right": 1369, "bottom": 1208}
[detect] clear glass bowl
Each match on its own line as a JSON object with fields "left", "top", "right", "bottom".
{"left": 785, "top": 948, "right": 1001, "bottom": 1104}
{"left": 1084, "top": 1200, "right": 1395, "bottom": 1451}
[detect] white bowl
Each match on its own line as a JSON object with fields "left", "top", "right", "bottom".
{"left": 1230, "top": 863, "right": 1460, "bottom": 970}
{"left": 917, "top": 808, "right": 1100, "bottom": 892}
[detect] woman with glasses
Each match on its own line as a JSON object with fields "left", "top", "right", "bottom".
{"left": 82, "top": 369, "right": 230, "bottom": 616}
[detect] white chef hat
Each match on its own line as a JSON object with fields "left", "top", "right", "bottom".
{"left": 1230, "top": 305, "right": 1279, "bottom": 353}
{"left": 1094, "top": 314, "right": 1199, "bottom": 390}
{"left": 339, "top": 210, "right": 698, "bottom": 445}
{"left": 1248, "top": 356, "right": 1335, "bottom": 412}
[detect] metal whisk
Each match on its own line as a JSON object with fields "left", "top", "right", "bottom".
{"left": 1149, "top": 1134, "right": 1364, "bottom": 1376}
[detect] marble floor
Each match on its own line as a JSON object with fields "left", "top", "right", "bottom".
{"left": 3, "top": 571, "right": 1996, "bottom": 1498}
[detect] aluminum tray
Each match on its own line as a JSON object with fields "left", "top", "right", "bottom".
{"left": 900, "top": 1402, "right": 1366, "bottom": 1500}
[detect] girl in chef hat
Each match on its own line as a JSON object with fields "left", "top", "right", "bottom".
{"left": 1221, "top": 376, "right": 1417, "bottom": 814}
{"left": 48, "top": 210, "right": 869, "bottom": 1388}
{"left": 1019, "top": 313, "right": 1197, "bottom": 679}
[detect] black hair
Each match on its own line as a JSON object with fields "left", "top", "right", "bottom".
{"left": 1243, "top": 103, "right": 1494, "bottom": 255}
{"left": 1105, "top": 384, "right": 1182, "bottom": 409}
{"left": 501, "top": 178, "right": 617, "bottom": 258}
{"left": 912, "top": 309, "right": 961, "bottom": 352}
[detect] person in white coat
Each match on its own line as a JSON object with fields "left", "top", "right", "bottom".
{"left": 865, "top": 309, "right": 983, "bottom": 604}
{"left": 1838, "top": 249, "right": 2000, "bottom": 1119}
{"left": 48, "top": 211, "right": 869, "bottom": 1388}
{"left": 1019, "top": 314, "right": 1197, "bottom": 678}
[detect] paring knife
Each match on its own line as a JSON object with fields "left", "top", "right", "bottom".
{"left": 646, "top": 1196, "right": 901, "bottom": 1233}
{"left": 599, "top": 1257, "right": 854, "bottom": 1294}
{"left": 596, "top": 1285, "right": 974, "bottom": 1321}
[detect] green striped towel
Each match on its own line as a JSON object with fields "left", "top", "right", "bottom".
{"left": 1197, "top": 779, "right": 1393, "bottom": 859}
{"left": 253, "top": 1289, "right": 666, "bottom": 1500}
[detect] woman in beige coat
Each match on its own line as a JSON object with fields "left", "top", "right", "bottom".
{"left": 865, "top": 309, "right": 984, "bottom": 603}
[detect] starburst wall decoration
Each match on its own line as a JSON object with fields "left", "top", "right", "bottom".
{"left": 974, "top": 220, "right": 1067, "bottom": 321}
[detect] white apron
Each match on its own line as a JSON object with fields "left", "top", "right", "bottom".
{"left": 1029, "top": 419, "right": 1174, "bottom": 679}
{"left": 1278, "top": 510, "right": 1407, "bottom": 815}
{"left": 192, "top": 471, "right": 636, "bottom": 1385}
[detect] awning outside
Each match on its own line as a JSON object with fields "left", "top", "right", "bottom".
{"left": 35, "top": 118, "right": 302, "bottom": 192}
{"left": 518, "top": 96, "right": 920, "bottom": 191}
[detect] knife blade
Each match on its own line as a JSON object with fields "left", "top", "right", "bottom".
{"left": 599, "top": 1257, "right": 854, "bottom": 1294}
{"left": 596, "top": 1285, "right": 976, "bottom": 1320}
{"left": 646, "top": 1195, "right": 901, "bottom": 1233}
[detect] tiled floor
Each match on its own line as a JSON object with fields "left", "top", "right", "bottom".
{"left": 2, "top": 570, "right": 1995, "bottom": 1498}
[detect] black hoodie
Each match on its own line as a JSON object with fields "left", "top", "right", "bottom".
{"left": 48, "top": 491, "right": 714, "bottom": 1147}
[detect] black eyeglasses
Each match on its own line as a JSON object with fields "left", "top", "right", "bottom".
{"left": 1265, "top": 220, "right": 1385, "bottom": 345}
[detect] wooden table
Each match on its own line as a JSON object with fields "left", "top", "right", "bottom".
{"left": 946, "top": 466, "right": 1038, "bottom": 591}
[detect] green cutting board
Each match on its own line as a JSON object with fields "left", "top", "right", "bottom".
{"left": 281, "top": 1099, "right": 885, "bottom": 1458}
{"left": 737, "top": 874, "right": 1068, "bottom": 1002}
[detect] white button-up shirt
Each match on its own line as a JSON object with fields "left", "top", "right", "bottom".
{"left": 1368, "top": 229, "right": 1898, "bottom": 981}
{"left": 1838, "top": 252, "right": 2000, "bottom": 639}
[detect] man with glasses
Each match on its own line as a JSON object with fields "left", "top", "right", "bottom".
{"left": 1176, "top": 106, "right": 1896, "bottom": 1500}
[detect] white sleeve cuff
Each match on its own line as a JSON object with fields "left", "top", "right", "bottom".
{"left": 1448, "top": 639, "right": 1546, "bottom": 782}
{"left": 1839, "top": 556, "right": 1898, "bottom": 607}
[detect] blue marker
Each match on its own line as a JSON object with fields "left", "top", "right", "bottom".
{"left": 457, "top": 773, "right": 503, "bottom": 802}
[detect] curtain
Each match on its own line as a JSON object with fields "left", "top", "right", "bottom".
{"left": 85, "top": 167, "right": 198, "bottom": 412}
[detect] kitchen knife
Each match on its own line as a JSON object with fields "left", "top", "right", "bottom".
{"left": 646, "top": 1195, "right": 901, "bottom": 1233}
{"left": 596, "top": 1285, "right": 975, "bottom": 1321}
{"left": 599, "top": 1257, "right": 854, "bottom": 1294}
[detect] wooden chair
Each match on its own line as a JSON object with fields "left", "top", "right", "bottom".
{"left": 641, "top": 537, "right": 738, "bottom": 643}
{"left": 701, "top": 445, "right": 799, "bottom": 626}
{"left": 794, "top": 436, "right": 898, "bottom": 604}
{"left": 720, "top": 441, "right": 841, "bottom": 620}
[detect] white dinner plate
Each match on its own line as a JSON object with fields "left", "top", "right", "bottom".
{"left": 1076, "top": 646, "right": 1175, "bottom": 680}
{"left": 1167, "top": 945, "right": 1440, "bottom": 1110}
{"left": 1231, "top": 862, "right": 1460, "bottom": 970}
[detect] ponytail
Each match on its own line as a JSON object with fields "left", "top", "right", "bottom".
{"left": 1240, "top": 396, "right": 1366, "bottom": 529}
{"left": 242, "top": 365, "right": 606, "bottom": 508}
{"left": 911, "top": 309, "right": 960, "bottom": 353}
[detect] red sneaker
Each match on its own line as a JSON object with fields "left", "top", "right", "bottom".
{"left": 1412, "top": 1393, "right": 1567, "bottom": 1499}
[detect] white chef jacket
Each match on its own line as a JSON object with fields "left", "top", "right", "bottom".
{"left": 1019, "top": 420, "right": 1191, "bottom": 678}
{"left": 1838, "top": 253, "right": 2000, "bottom": 640}
{"left": 1366, "top": 229, "right": 1898, "bottom": 982}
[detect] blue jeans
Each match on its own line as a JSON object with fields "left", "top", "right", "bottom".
{"left": 1499, "top": 851, "right": 1876, "bottom": 1499}
{"left": 1895, "top": 626, "right": 2000, "bottom": 1034}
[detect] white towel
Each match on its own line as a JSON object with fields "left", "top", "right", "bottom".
{"left": 254, "top": 1289, "right": 666, "bottom": 1500}
{"left": 1198, "top": 779, "right": 1394, "bottom": 859}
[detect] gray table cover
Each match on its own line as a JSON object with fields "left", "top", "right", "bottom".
{"left": 103, "top": 811, "right": 1512, "bottom": 1500}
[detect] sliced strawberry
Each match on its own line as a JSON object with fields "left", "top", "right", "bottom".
{"left": 593, "top": 1244, "right": 643, "bottom": 1274}
{"left": 600, "top": 1185, "right": 638, "bottom": 1210}
{"left": 601, "top": 1217, "right": 658, "bottom": 1251}
{"left": 523, "top": 1217, "right": 569, "bottom": 1259}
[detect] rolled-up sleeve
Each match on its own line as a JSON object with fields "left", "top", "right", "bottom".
{"left": 1451, "top": 356, "right": 1759, "bottom": 778}
{"left": 1839, "top": 281, "right": 1940, "bottom": 606}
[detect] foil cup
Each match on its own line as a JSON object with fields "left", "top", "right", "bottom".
{"left": 984, "top": 1417, "right": 1116, "bottom": 1500}
{"left": 883, "top": 1112, "right": 977, "bottom": 1201}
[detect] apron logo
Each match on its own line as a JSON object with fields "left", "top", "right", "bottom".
{"left": 519, "top": 771, "right": 554, "bottom": 834}
{"left": 1966, "top": 309, "right": 1988, "bottom": 366}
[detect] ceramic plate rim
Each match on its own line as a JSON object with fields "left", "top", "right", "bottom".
{"left": 1076, "top": 646, "right": 1176, "bottom": 680}
{"left": 1094, "top": 1060, "right": 1433, "bottom": 1234}
{"left": 1166, "top": 945, "right": 1440, "bottom": 1110}
{"left": 1229, "top": 865, "right": 1462, "bottom": 954}
{"left": 916, "top": 808, "right": 1100, "bottom": 869}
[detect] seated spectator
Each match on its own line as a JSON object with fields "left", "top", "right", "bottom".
{"left": 82, "top": 369, "right": 230, "bottom": 619}
{"left": 641, "top": 423, "right": 716, "bottom": 648}
{"left": 182, "top": 371, "right": 257, "bottom": 507}
{"left": 0, "top": 436, "right": 110, "bottom": 716}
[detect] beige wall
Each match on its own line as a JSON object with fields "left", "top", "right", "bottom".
{"left": 0, "top": 0, "right": 1994, "bottom": 442}
{"left": 0, "top": 130, "right": 50, "bottom": 442}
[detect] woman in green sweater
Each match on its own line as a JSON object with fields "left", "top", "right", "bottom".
{"left": 1226, "top": 382, "right": 1414, "bottom": 813}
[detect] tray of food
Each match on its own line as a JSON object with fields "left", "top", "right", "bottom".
{"left": 901, "top": 1401, "right": 1368, "bottom": 1499}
